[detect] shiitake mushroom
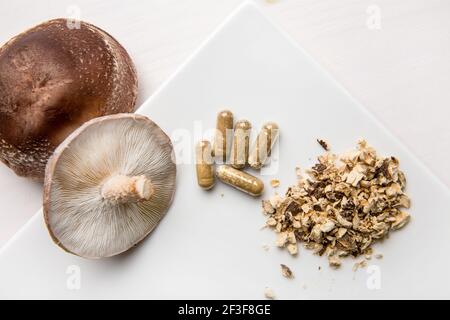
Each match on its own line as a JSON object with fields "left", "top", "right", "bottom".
{"left": 43, "top": 114, "right": 176, "bottom": 259}
{"left": 0, "top": 19, "right": 138, "bottom": 180}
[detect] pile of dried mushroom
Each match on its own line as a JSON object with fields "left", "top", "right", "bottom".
{"left": 262, "top": 140, "right": 411, "bottom": 268}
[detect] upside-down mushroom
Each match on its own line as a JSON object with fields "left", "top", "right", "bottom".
{"left": 43, "top": 114, "right": 176, "bottom": 259}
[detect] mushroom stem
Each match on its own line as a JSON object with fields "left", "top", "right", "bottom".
{"left": 101, "top": 174, "right": 154, "bottom": 203}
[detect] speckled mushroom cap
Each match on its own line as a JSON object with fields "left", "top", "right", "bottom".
{"left": 44, "top": 114, "right": 176, "bottom": 259}
{"left": 0, "top": 19, "right": 138, "bottom": 180}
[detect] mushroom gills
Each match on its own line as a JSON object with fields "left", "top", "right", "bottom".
{"left": 43, "top": 114, "right": 176, "bottom": 259}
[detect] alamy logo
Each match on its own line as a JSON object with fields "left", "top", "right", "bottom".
{"left": 66, "top": 5, "right": 81, "bottom": 29}
{"left": 366, "top": 5, "right": 382, "bottom": 30}
{"left": 66, "top": 265, "right": 81, "bottom": 290}
{"left": 366, "top": 265, "right": 381, "bottom": 290}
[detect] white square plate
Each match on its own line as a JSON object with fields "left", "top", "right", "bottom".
{"left": 1, "top": 2, "right": 449, "bottom": 299}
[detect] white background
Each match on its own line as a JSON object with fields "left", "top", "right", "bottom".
{"left": 0, "top": 0, "right": 449, "bottom": 248}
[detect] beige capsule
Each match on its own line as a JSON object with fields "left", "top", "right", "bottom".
{"left": 196, "top": 140, "right": 215, "bottom": 190}
{"left": 216, "top": 165, "right": 264, "bottom": 197}
{"left": 248, "top": 122, "right": 279, "bottom": 169}
{"left": 230, "top": 120, "right": 252, "bottom": 169}
{"left": 213, "top": 110, "right": 234, "bottom": 163}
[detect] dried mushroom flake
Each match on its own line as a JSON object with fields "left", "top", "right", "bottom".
{"left": 317, "top": 139, "right": 330, "bottom": 151}
{"left": 271, "top": 179, "right": 281, "bottom": 188}
{"left": 264, "top": 287, "right": 276, "bottom": 300}
{"left": 280, "top": 264, "right": 294, "bottom": 279}
{"left": 261, "top": 140, "right": 411, "bottom": 269}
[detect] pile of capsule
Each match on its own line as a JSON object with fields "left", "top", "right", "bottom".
{"left": 196, "top": 110, "right": 279, "bottom": 197}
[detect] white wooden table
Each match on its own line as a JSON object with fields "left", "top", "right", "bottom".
{"left": 1, "top": 0, "right": 449, "bottom": 248}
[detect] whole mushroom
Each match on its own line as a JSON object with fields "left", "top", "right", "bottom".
{"left": 43, "top": 114, "right": 176, "bottom": 259}
{"left": 0, "top": 19, "right": 138, "bottom": 179}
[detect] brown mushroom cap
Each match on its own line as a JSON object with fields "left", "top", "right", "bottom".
{"left": 43, "top": 114, "right": 176, "bottom": 259}
{"left": 0, "top": 19, "right": 138, "bottom": 180}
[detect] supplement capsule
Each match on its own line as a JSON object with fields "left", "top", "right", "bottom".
{"left": 248, "top": 122, "right": 279, "bottom": 169}
{"left": 196, "top": 141, "right": 215, "bottom": 190}
{"left": 230, "top": 120, "right": 252, "bottom": 169}
{"left": 213, "top": 110, "right": 234, "bottom": 163}
{"left": 216, "top": 165, "right": 264, "bottom": 197}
